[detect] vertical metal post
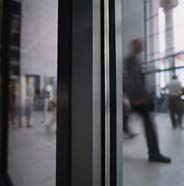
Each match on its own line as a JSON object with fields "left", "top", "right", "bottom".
{"left": 143, "top": 0, "right": 148, "bottom": 63}
{"left": 104, "top": 0, "right": 111, "bottom": 185}
{"left": 172, "top": 55, "right": 176, "bottom": 75}
{"left": 57, "top": 0, "right": 72, "bottom": 186}
{"left": 0, "top": 0, "right": 11, "bottom": 176}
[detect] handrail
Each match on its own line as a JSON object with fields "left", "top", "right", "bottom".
{"left": 143, "top": 50, "right": 184, "bottom": 74}
{"left": 143, "top": 50, "right": 184, "bottom": 64}
{"left": 145, "top": 65, "right": 184, "bottom": 75}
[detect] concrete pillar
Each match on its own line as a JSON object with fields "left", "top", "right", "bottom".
{"left": 145, "top": 0, "right": 160, "bottom": 93}
{"left": 164, "top": 7, "right": 175, "bottom": 55}
{"left": 121, "top": 0, "right": 144, "bottom": 59}
{"left": 147, "top": 0, "right": 160, "bottom": 61}
{"left": 152, "top": 0, "right": 160, "bottom": 60}
{"left": 160, "top": 0, "right": 178, "bottom": 78}
{"left": 161, "top": 0, "right": 178, "bottom": 56}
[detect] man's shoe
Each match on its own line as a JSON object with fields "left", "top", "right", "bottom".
{"left": 172, "top": 126, "right": 177, "bottom": 130}
{"left": 128, "top": 133, "right": 139, "bottom": 139}
{"left": 26, "top": 125, "right": 32, "bottom": 128}
{"left": 149, "top": 154, "right": 171, "bottom": 163}
{"left": 123, "top": 133, "right": 139, "bottom": 139}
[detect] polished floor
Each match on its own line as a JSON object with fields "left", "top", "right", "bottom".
{"left": 123, "top": 113, "right": 184, "bottom": 186}
{"left": 7, "top": 112, "right": 184, "bottom": 186}
{"left": 8, "top": 112, "right": 56, "bottom": 186}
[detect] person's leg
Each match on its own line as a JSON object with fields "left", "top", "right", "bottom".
{"left": 46, "top": 110, "right": 56, "bottom": 129}
{"left": 176, "top": 97, "right": 183, "bottom": 128}
{"left": 169, "top": 97, "right": 177, "bottom": 128}
{"left": 42, "top": 100, "right": 46, "bottom": 122}
{"left": 26, "top": 104, "right": 32, "bottom": 128}
{"left": 123, "top": 112, "right": 129, "bottom": 134}
{"left": 133, "top": 104, "right": 171, "bottom": 163}
{"left": 42, "top": 99, "right": 48, "bottom": 123}
{"left": 17, "top": 107, "right": 22, "bottom": 127}
{"left": 26, "top": 116, "right": 30, "bottom": 127}
{"left": 123, "top": 113, "right": 138, "bottom": 138}
{"left": 139, "top": 107, "right": 160, "bottom": 157}
{"left": 10, "top": 107, "right": 16, "bottom": 125}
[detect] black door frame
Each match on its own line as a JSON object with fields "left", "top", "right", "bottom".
{"left": 56, "top": 0, "right": 72, "bottom": 186}
{"left": 109, "top": 0, "right": 117, "bottom": 185}
{"left": 0, "top": 0, "right": 12, "bottom": 184}
{"left": 0, "top": 0, "right": 121, "bottom": 185}
{"left": 101, "top": 0, "right": 121, "bottom": 185}
{"left": 108, "top": 0, "right": 123, "bottom": 185}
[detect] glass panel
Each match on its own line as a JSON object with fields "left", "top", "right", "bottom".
{"left": 104, "top": 0, "right": 110, "bottom": 185}
{"left": 121, "top": 0, "right": 184, "bottom": 186}
{"left": 8, "top": 0, "right": 58, "bottom": 186}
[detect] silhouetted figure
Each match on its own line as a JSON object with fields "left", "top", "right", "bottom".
{"left": 9, "top": 80, "right": 21, "bottom": 127}
{"left": 25, "top": 77, "right": 34, "bottom": 128}
{"left": 163, "top": 75, "right": 183, "bottom": 129}
{"left": 41, "top": 88, "right": 49, "bottom": 123}
{"left": 124, "top": 39, "right": 171, "bottom": 163}
{"left": 45, "top": 88, "right": 57, "bottom": 131}
{"left": 9, "top": 80, "right": 16, "bottom": 125}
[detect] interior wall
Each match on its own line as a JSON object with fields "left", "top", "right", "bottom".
{"left": 122, "top": 0, "right": 144, "bottom": 59}
{"left": 20, "top": 0, "right": 58, "bottom": 89}
{"left": 71, "top": 0, "right": 101, "bottom": 186}
{"left": 122, "top": 0, "right": 156, "bottom": 92}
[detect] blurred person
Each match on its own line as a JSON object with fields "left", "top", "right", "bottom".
{"left": 41, "top": 88, "right": 49, "bottom": 123}
{"left": 45, "top": 87, "right": 57, "bottom": 130}
{"left": 46, "top": 83, "right": 54, "bottom": 111}
{"left": 15, "top": 82, "right": 22, "bottom": 127}
{"left": 9, "top": 80, "right": 21, "bottom": 126}
{"left": 9, "top": 80, "right": 16, "bottom": 125}
{"left": 124, "top": 39, "right": 171, "bottom": 163}
{"left": 25, "top": 77, "right": 34, "bottom": 128}
{"left": 163, "top": 75, "right": 183, "bottom": 129}
{"left": 45, "top": 105, "right": 56, "bottom": 130}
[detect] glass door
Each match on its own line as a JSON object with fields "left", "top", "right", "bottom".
{"left": 0, "top": 0, "right": 73, "bottom": 185}
{"left": 6, "top": 1, "right": 58, "bottom": 185}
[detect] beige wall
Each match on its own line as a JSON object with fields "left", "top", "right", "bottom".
{"left": 20, "top": 0, "right": 58, "bottom": 89}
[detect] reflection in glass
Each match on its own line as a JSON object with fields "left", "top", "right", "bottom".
{"left": 123, "top": 1, "right": 184, "bottom": 186}
{"left": 8, "top": 0, "right": 58, "bottom": 186}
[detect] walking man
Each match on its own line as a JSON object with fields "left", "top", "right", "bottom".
{"left": 124, "top": 39, "right": 171, "bottom": 163}
{"left": 163, "top": 75, "right": 183, "bottom": 129}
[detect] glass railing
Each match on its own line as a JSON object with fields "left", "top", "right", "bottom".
{"left": 143, "top": 51, "right": 184, "bottom": 112}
